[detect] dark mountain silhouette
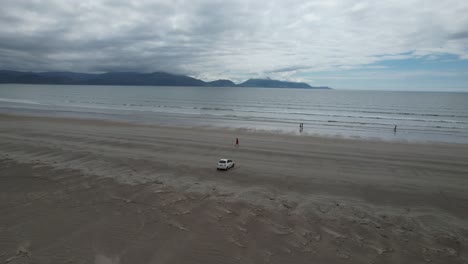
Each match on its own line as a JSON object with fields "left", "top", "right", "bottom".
{"left": 0, "top": 70, "right": 73, "bottom": 84}
{"left": 206, "top": 79, "right": 236, "bottom": 87}
{"left": 237, "top": 78, "right": 329, "bottom": 89}
{"left": 83, "top": 72, "right": 207, "bottom": 86}
{"left": 0, "top": 70, "right": 331, "bottom": 89}
{"left": 38, "top": 71, "right": 98, "bottom": 82}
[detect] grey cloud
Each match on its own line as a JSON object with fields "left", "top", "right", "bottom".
{"left": 450, "top": 31, "right": 468, "bottom": 40}
{"left": 0, "top": 0, "right": 467, "bottom": 81}
{"left": 266, "top": 65, "right": 313, "bottom": 73}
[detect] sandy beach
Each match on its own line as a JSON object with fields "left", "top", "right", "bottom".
{"left": 1, "top": 113, "right": 468, "bottom": 264}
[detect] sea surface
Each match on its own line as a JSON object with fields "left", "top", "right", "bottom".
{"left": 0, "top": 84, "right": 467, "bottom": 143}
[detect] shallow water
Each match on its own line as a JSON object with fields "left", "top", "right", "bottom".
{"left": 0, "top": 84, "right": 467, "bottom": 143}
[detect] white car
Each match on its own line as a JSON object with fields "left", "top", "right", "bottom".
{"left": 217, "top": 159, "right": 235, "bottom": 170}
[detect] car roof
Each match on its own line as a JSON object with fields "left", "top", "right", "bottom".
{"left": 219, "top": 158, "right": 229, "bottom": 161}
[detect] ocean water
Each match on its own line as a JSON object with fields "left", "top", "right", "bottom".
{"left": 0, "top": 84, "right": 467, "bottom": 143}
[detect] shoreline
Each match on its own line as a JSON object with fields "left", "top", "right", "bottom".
{"left": 1, "top": 93, "right": 467, "bottom": 144}
{"left": 1, "top": 113, "right": 468, "bottom": 263}
{"left": 1, "top": 112, "right": 466, "bottom": 147}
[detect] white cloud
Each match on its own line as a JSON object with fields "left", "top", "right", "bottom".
{"left": 308, "top": 70, "right": 468, "bottom": 80}
{"left": 0, "top": 0, "right": 467, "bottom": 84}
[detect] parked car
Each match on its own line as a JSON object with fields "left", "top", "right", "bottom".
{"left": 217, "top": 159, "right": 235, "bottom": 170}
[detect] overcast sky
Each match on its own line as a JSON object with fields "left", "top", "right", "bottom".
{"left": 1, "top": 0, "right": 467, "bottom": 90}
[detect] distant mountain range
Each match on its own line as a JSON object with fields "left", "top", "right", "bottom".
{"left": 0, "top": 70, "right": 331, "bottom": 89}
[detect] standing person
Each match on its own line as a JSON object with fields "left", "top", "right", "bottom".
{"left": 235, "top": 137, "right": 239, "bottom": 147}
{"left": 394, "top": 125, "right": 397, "bottom": 133}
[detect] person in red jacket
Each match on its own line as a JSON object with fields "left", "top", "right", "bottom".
{"left": 235, "top": 137, "right": 239, "bottom": 147}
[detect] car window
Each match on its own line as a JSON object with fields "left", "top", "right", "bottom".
{"left": 228, "top": 160, "right": 232, "bottom": 162}
{"left": 219, "top": 160, "right": 226, "bottom": 163}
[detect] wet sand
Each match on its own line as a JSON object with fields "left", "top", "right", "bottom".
{"left": 1, "top": 113, "right": 468, "bottom": 263}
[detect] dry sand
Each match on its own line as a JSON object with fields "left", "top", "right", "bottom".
{"left": 1, "top": 113, "right": 467, "bottom": 264}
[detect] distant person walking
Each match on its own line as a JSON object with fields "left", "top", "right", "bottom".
{"left": 394, "top": 125, "right": 397, "bottom": 133}
{"left": 299, "top": 122, "right": 304, "bottom": 133}
{"left": 235, "top": 137, "right": 239, "bottom": 147}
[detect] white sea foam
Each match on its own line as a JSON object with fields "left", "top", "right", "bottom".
{"left": 0, "top": 97, "right": 41, "bottom": 105}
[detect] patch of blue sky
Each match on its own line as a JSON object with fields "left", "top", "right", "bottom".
{"left": 296, "top": 54, "right": 468, "bottom": 91}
